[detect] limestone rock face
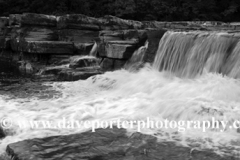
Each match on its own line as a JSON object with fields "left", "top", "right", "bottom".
{"left": 21, "top": 13, "right": 57, "bottom": 27}
{"left": 18, "top": 41, "right": 74, "bottom": 54}
{"left": 9, "top": 14, "right": 22, "bottom": 26}
{"left": 6, "top": 127, "right": 235, "bottom": 160}
{"left": 100, "top": 15, "right": 144, "bottom": 30}
{"left": 59, "top": 29, "right": 99, "bottom": 43}
{"left": 99, "top": 30, "right": 145, "bottom": 42}
{"left": 57, "top": 14, "right": 101, "bottom": 30}
{"left": 99, "top": 41, "right": 136, "bottom": 59}
{"left": 14, "top": 27, "right": 58, "bottom": 41}
{"left": 99, "top": 30, "right": 124, "bottom": 41}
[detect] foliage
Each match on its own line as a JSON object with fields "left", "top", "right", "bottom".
{"left": 0, "top": 0, "right": 240, "bottom": 22}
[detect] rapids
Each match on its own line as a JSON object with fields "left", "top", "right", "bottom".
{"left": 1, "top": 31, "right": 240, "bottom": 156}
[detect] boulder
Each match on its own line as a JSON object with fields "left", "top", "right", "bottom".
{"left": 9, "top": 14, "right": 22, "bottom": 26}
{"left": 18, "top": 41, "right": 74, "bottom": 54}
{"left": 69, "top": 56, "right": 100, "bottom": 69}
{"left": 0, "top": 17, "right": 9, "bottom": 28}
{"left": 99, "top": 41, "right": 136, "bottom": 59}
{"left": 38, "top": 56, "right": 102, "bottom": 81}
{"left": 58, "top": 29, "right": 99, "bottom": 43}
{"left": 58, "top": 69, "right": 102, "bottom": 81}
{"left": 6, "top": 127, "right": 236, "bottom": 160}
{"left": 57, "top": 14, "right": 101, "bottom": 30}
{"left": 21, "top": 13, "right": 57, "bottom": 27}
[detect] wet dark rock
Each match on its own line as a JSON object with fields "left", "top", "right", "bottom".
{"left": 58, "top": 69, "right": 102, "bottom": 81}
{"left": 0, "top": 127, "right": 5, "bottom": 139}
{"left": 0, "top": 17, "right": 9, "bottom": 28}
{"left": 0, "top": 37, "right": 10, "bottom": 49}
{"left": 100, "top": 58, "right": 114, "bottom": 71}
{"left": 69, "top": 56, "right": 99, "bottom": 69}
{"left": 142, "top": 29, "right": 167, "bottom": 63}
{"left": 18, "top": 41, "right": 74, "bottom": 54}
{"left": 113, "top": 59, "right": 127, "bottom": 70}
{"left": 21, "top": 13, "right": 57, "bottom": 27}
{"left": 38, "top": 56, "right": 102, "bottom": 81}
{"left": 59, "top": 29, "right": 99, "bottom": 43}
{"left": 6, "top": 127, "right": 237, "bottom": 160}
{"left": 0, "top": 81, "right": 61, "bottom": 99}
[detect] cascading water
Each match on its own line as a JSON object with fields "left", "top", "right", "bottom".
{"left": 124, "top": 40, "right": 149, "bottom": 70}
{"left": 89, "top": 41, "right": 98, "bottom": 57}
{"left": 153, "top": 31, "right": 240, "bottom": 78}
{"left": 1, "top": 31, "right": 240, "bottom": 157}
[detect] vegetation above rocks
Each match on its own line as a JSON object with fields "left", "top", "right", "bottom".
{"left": 0, "top": 0, "right": 240, "bottom": 22}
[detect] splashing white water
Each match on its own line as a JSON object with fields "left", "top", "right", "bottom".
{"left": 1, "top": 65, "right": 240, "bottom": 155}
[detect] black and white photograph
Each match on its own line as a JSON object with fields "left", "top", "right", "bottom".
{"left": 0, "top": 0, "right": 240, "bottom": 159}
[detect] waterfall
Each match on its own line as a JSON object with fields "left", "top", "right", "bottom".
{"left": 3, "top": 30, "right": 240, "bottom": 157}
{"left": 89, "top": 41, "right": 98, "bottom": 57}
{"left": 153, "top": 31, "right": 239, "bottom": 78}
{"left": 124, "top": 40, "right": 149, "bottom": 70}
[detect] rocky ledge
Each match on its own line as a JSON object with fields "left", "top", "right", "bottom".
{"left": 6, "top": 127, "right": 237, "bottom": 160}
{"left": 1, "top": 13, "right": 240, "bottom": 82}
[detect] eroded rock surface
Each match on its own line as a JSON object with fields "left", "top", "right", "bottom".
{"left": 6, "top": 127, "right": 238, "bottom": 160}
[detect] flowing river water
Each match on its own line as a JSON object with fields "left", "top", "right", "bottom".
{"left": 1, "top": 31, "right": 240, "bottom": 157}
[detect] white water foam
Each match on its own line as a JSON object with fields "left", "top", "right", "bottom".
{"left": 1, "top": 65, "right": 240, "bottom": 155}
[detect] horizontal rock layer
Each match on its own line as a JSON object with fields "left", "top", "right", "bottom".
{"left": 21, "top": 13, "right": 57, "bottom": 27}
{"left": 6, "top": 127, "right": 236, "bottom": 160}
{"left": 18, "top": 41, "right": 74, "bottom": 54}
